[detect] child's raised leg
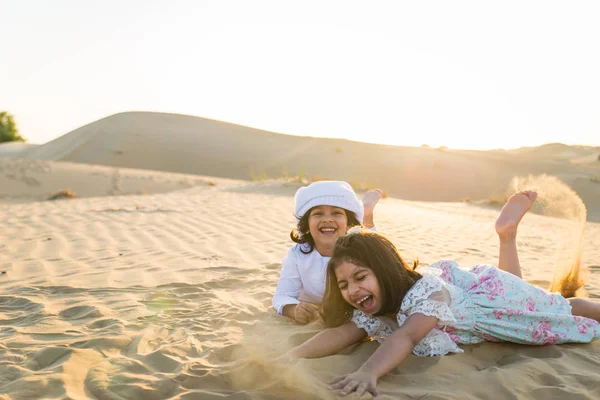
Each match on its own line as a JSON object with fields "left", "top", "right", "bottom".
{"left": 495, "top": 190, "right": 538, "bottom": 278}
{"left": 362, "top": 189, "right": 383, "bottom": 229}
{"left": 568, "top": 298, "right": 600, "bottom": 322}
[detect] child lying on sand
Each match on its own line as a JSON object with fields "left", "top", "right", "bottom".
{"left": 283, "top": 191, "right": 600, "bottom": 397}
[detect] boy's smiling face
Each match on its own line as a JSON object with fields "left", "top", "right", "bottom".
{"left": 308, "top": 205, "right": 348, "bottom": 253}
{"left": 334, "top": 260, "right": 381, "bottom": 316}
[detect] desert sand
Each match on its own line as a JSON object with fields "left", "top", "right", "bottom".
{"left": 17, "top": 112, "right": 600, "bottom": 221}
{"left": 0, "top": 112, "right": 599, "bottom": 399}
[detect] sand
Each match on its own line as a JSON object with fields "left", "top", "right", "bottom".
{"left": 0, "top": 157, "right": 237, "bottom": 204}
{"left": 0, "top": 142, "right": 39, "bottom": 157}
{"left": 1, "top": 112, "right": 599, "bottom": 399}
{"left": 21, "top": 112, "right": 600, "bottom": 222}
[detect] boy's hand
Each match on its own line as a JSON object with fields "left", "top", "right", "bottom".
{"left": 293, "top": 301, "right": 319, "bottom": 324}
{"left": 329, "top": 370, "right": 380, "bottom": 397}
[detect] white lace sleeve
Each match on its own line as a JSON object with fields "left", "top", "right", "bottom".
{"left": 351, "top": 310, "right": 392, "bottom": 343}
{"left": 398, "top": 274, "right": 463, "bottom": 356}
{"left": 401, "top": 273, "right": 455, "bottom": 325}
{"left": 412, "top": 329, "right": 462, "bottom": 357}
{"left": 411, "top": 287, "right": 456, "bottom": 326}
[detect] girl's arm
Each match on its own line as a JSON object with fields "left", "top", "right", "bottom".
{"left": 329, "top": 313, "right": 438, "bottom": 397}
{"left": 360, "top": 313, "right": 437, "bottom": 378}
{"left": 273, "top": 249, "right": 302, "bottom": 316}
{"left": 287, "top": 321, "right": 368, "bottom": 359}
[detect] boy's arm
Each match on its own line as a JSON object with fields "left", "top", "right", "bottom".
{"left": 288, "top": 321, "right": 368, "bottom": 359}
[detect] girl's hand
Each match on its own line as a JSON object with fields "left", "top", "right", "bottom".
{"left": 293, "top": 301, "right": 319, "bottom": 324}
{"left": 328, "top": 371, "right": 380, "bottom": 397}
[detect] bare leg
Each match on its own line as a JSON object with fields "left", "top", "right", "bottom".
{"left": 495, "top": 190, "right": 538, "bottom": 278}
{"left": 362, "top": 189, "right": 383, "bottom": 229}
{"left": 568, "top": 298, "right": 600, "bottom": 322}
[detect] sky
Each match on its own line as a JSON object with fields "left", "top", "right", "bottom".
{"left": 1, "top": 0, "right": 599, "bottom": 150}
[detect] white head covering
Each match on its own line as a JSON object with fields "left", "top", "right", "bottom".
{"left": 294, "top": 181, "right": 363, "bottom": 224}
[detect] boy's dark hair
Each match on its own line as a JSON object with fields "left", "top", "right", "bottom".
{"left": 290, "top": 207, "right": 361, "bottom": 254}
{"left": 321, "top": 230, "right": 422, "bottom": 328}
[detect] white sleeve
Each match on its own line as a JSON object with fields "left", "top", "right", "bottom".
{"left": 351, "top": 309, "right": 392, "bottom": 343}
{"left": 399, "top": 274, "right": 463, "bottom": 356}
{"left": 409, "top": 285, "right": 455, "bottom": 326}
{"left": 272, "top": 247, "right": 302, "bottom": 315}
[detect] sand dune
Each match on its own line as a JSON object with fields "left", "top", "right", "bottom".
{"left": 0, "top": 142, "right": 39, "bottom": 157}
{"left": 1, "top": 112, "right": 599, "bottom": 399}
{"left": 0, "top": 157, "right": 239, "bottom": 203}
{"left": 21, "top": 111, "right": 600, "bottom": 221}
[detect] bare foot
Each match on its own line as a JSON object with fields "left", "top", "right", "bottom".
{"left": 362, "top": 189, "right": 383, "bottom": 228}
{"left": 362, "top": 189, "right": 383, "bottom": 213}
{"left": 495, "top": 190, "right": 538, "bottom": 241}
{"left": 361, "top": 189, "right": 383, "bottom": 228}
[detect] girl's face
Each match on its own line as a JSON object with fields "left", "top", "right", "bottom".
{"left": 308, "top": 205, "right": 348, "bottom": 252}
{"left": 334, "top": 260, "right": 381, "bottom": 316}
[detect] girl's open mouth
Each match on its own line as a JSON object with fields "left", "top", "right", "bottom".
{"left": 319, "top": 227, "right": 337, "bottom": 235}
{"left": 356, "top": 294, "right": 375, "bottom": 311}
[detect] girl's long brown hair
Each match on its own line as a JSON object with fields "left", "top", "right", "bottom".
{"left": 321, "top": 230, "right": 422, "bottom": 328}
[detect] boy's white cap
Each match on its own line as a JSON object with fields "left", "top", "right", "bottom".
{"left": 294, "top": 181, "right": 363, "bottom": 224}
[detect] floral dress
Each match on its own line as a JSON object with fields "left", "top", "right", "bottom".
{"left": 351, "top": 260, "right": 600, "bottom": 356}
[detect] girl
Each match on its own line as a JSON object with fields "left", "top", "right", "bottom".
{"left": 285, "top": 191, "right": 600, "bottom": 397}
{"left": 272, "top": 180, "right": 382, "bottom": 324}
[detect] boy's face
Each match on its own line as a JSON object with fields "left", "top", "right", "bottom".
{"left": 308, "top": 205, "right": 348, "bottom": 251}
{"left": 334, "top": 260, "right": 381, "bottom": 316}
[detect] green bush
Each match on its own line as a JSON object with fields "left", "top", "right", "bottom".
{"left": 0, "top": 112, "right": 26, "bottom": 143}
